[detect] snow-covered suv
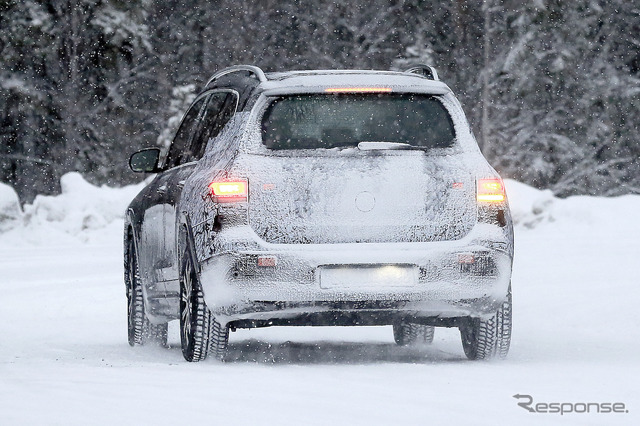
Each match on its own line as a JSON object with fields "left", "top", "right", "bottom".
{"left": 124, "top": 65, "right": 514, "bottom": 362}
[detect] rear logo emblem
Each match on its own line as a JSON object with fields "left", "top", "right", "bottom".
{"left": 355, "top": 191, "right": 376, "bottom": 212}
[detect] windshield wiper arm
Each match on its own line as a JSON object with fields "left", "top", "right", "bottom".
{"left": 357, "top": 141, "right": 415, "bottom": 150}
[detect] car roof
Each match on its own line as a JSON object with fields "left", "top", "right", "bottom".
{"left": 204, "top": 66, "right": 452, "bottom": 110}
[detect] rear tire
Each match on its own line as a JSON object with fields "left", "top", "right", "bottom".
{"left": 393, "top": 322, "right": 435, "bottom": 346}
{"left": 460, "top": 288, "right": 512, "bottom": 360}
{"left": 209, "top": 318, "right": 229, "bottom": 361}
{"left": 127, "top": 238, "right": 168, "bottom": 347}
{"left": 180, "top": 248, "right": 228, "bottom": 361}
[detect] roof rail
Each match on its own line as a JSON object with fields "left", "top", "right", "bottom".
{"left": 403, "top": 64, "right": 439, "bottom": 81}
{"left": 206, "top": 65, "right": 267, "bottom": 87}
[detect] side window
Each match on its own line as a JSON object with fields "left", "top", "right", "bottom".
{"left": 191, "top": 91, "right": 238, "bottom": 160}
{"left": 165, "top": 97, "right": 206, "bottom": 169}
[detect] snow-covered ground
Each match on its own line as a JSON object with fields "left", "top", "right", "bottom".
{"left": 0, "top": 175, "right": 638, "bottom": 425}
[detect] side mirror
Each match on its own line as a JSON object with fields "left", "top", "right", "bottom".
{"left": 129, "top": 148, "right": 162, "bottom": 173}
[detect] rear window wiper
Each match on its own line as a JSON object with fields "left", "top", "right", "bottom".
{"left": 357, "top": 141, "right": 418, "bottom": 150}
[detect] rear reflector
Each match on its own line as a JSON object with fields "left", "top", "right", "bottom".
{"left": 208, "top": 181, "right": 247, "bottom": 202}
{"left": 477, "top": 178, "right": 506, "bottom": 202}
{"left": 257, "top": 256, "right": 277, "bottom": 267}
{"left": 324, "top": 87, "right": 393, "bottom": 93}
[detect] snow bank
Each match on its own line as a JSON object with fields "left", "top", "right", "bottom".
{"left": 25, "top": 173, "right": 137, "bottom": 233}
{"left": 0, "top": 181, "right": 23, "bottom": 232}
{"left": 0, "top": 173, "right": 147, "bottom": 247}
{"left": 505, "top": 178, "right": 640, "bottom": 233}
{"left": 504, "top": 179, "right": 556, "bottom": 228}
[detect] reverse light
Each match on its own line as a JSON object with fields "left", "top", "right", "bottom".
{"left": 477, "top": 178, "right": 506, "bottom": 203}
{"left": 208, "top": 181, "right": 248, "bottom": 202}
{"left": 324, "top": 87, "right": 393, "bottom": 93}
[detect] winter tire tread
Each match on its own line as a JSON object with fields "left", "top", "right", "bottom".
{"left": 180, "top": 247, "right": 228, "bottom": 362}
{"left": 393, "top": 322, "right": 435, "bottom": 346}
{"left": 460, "top": 286, "right": 512, "bottom": 360}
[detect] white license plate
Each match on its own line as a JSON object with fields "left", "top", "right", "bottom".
{"left": 319, "top": 265, "right": 418, "bottom": 290}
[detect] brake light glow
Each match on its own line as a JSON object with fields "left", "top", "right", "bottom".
{"left": 208, "top": 181, "right": 247, "bottom": 202}
{"left": 324, "top": 87, "right": 393, "bottom": 93}
{"left": 477, "top": 178, "right": 506, "bottom": 202}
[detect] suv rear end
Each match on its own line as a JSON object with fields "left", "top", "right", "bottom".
{"left": 179, "top": 67, "right": 513, "bottom": 360}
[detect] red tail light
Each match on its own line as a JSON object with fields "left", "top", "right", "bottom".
{"left": 208, "top": 181, "right": 248, "bottom": 202}
{"left": 477, "top": 178, "right": 506, "bottom": 203}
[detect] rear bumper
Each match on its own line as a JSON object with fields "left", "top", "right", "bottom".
{"left": 198, "top": 224, "right": 513, "bottom": 326}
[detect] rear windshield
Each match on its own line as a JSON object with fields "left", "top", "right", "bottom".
{"left": 261, "top": 94, "right": 455, "bottom": 150}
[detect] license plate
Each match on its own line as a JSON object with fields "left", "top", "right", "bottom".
{"left": 319, "top": 264, "right": 418, "bottom": 290}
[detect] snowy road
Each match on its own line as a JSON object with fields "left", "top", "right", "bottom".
{"left": 1, "top": 183, "right": 639, "bottom": 425}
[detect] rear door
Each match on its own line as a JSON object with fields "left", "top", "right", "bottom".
{"left": 157, "top": 90, "right": 239, "bottom": 313}
{"left": 159, "top": 90, "right": 238, "bottom": 282}
{"left": 137, "top": 96, "right": 205, "bottom": 317}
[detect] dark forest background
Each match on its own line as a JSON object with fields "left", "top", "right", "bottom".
{"left": 1, "top": 0, "right": 639, "bottom": 203}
